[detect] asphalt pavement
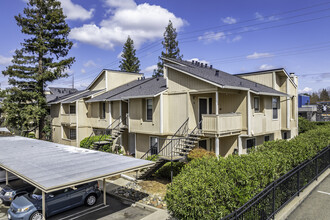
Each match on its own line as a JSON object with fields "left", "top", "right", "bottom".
{"left": 287, "top": 174, "right": 330, "bottom": 220}
{"left": 0, "top": 181, "right": 155, "bottom": 220}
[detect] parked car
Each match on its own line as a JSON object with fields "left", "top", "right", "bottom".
{"left": 0, "top": 168, "right": 18, "bottom": 182}
{"left": 0, "top": 179, "right": 35, "bottom": 205}
{"left": 8, "top": 181, "right": 101, "bottom": 220}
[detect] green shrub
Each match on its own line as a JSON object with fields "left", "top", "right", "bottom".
{"left": 165, "top": 124, "right": 330, "bottom": 219}
{"left": 80, "top": 135, "right": 111, "bottom": 152}
{"left": 188, "top": 147, "right": 216, "bottom": 161}
{"left": 154, "top": 162, "right": 186, "bottom": 180}
{"left": 298, "top": 117, "right": 316, "bottom": 133}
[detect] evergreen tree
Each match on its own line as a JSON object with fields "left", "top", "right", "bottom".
{"left": 153, "top": 20, "right": 183, "bottom": 77}
{"left": 2, "top": 0, "right": 75, "bottom": 139}
{"left": 310, "top": 92, "right": 319, "bottom": 104}
{"left": 119, "top": 36, "right": 140, "bottom": 73}
{"left": 319, "top": 88, "right": 330, "bottom": 101}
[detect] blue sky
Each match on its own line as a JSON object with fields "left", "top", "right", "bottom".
{"left": 0, "top": 0, "right": 330, "bottom": 93}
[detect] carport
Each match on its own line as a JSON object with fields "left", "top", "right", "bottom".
{"left": 0, "top": 136, "right": 154, "bottom": 219}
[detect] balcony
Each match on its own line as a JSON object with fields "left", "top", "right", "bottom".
{"left": 60, "top": 114, "right": 76, "bottom": 126}
{"left": 202, "top": 113, "right": 242, "bottom": 136}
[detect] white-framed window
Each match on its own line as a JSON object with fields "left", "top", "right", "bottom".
{"left": 246, "top": 138, "right": 256, "bottom": 153}
{"left": 150, "top": 136, "right": 159, "bottom": 155}
{"left": 69, "top": 105, "right": 76, "bottom": 114}
{"left": 70, "top": 129, "right": 76, "bottom": 140}
{"left": 100, "top": 102, "right": 106, "bottom": 119}
{"left": 146, "top": 99, "right": 153, "bottom": 121}
{"left": 254, "top": 97, "right": 260, "bottom": 112}
{"left": 272, "top": 97, "right": 278, "bottom": 119}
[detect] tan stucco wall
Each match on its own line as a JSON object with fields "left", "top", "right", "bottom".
{"left": 129, "top": 96, "right": 161, "bottom": 135}
{"left": 239, "top": 73, "right": 273, "bottom": 88}
{"left": 90, "top": 72, "right": 106, "bottom": 91}
{"left": 107, "top": 71, "right": 141, "bottom": 91}
{"left": 219, "top": 136, "right": 238, "bottom": 157}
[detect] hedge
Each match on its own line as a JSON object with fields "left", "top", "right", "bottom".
{"left": 165, "top": 124, "right": 330, "bottom": 219}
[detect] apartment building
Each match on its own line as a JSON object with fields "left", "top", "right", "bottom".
{"left": 49, "top": 58, "right": 298, "bottom": 158}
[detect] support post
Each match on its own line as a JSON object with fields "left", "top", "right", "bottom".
{"left": 238, "top": 136, "right": 242, "bottom": 155}
{"left": 215, "top": 137, "right": 219, "bottom": 157}
{"left": 247, "top": 91, "right": 251, "bottom": 136}
{"left": 215, "top": 91, "right": 219, "bottom": 115}
{"left": 5, "top": 170, "right": 8, "bottom": 185}
{"left": 42, "top": 191, "right": 46, "bottom": 220}
{"left": 103, "top": 179, "right": 107, "bottom": 205}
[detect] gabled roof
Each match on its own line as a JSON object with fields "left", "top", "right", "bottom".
{"left": 48, "top": 90, "right": 86, "bottom": 104}
{"left": 86, "top": 77, "right": 167, "bottom": 103}
{"left": 235, "top": 68, "right": 297, "bottom": 88}
{"left": 107, "top": 77, "right": 166, "bottom": 101}
{"left": 163, "top": 57, "right": 288, "bottom": 97}
{"left": 46, "top": 87, "right": 78, "bottom": 103}
{"left": 61, "top": 90, "right": 103, "bottom": 104}
{"left": 86, "top": 69, "right": 143, "bottom": 90}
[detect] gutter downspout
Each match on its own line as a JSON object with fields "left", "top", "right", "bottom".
{"left": 247, "top": 90, "right": 251, "bottom": 136}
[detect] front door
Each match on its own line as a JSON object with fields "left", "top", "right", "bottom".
{"left": 199, "top": 98, "right": 208, "bottom": 128}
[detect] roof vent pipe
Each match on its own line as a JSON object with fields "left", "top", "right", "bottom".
{"left": 205, "top": 64, "right": 208, "bottom": 68}
{"left": 201, "top": 63, "right": 204, "bottom": 67}
{"left": 210, "top": 65, "right": 213, "bottom": 69}
{"left": 215, "top": 70, "right": 219, "bottom": 76}
{"left": 192, "top": 60, "right": 195, "bottom": 64}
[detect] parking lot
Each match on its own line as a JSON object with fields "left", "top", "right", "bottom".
{"left": 0, "top": 182, "right": 154, "bottom": 220}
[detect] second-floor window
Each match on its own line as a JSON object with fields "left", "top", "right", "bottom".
{"left": 146, "top": 99, "right": 153, "bottom": 121}
{"left": 254, "top": 97, "right": 260, "bottom": 112}
{"left": 100, "top": 102, "right": 106, "bottom": 119}
{"left": 272, "top": 97, "right": 278, "bottom": 119}
{"left": 69, "top": 105, "right": 76, "bottom": 114}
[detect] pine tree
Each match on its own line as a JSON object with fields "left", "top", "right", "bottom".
{"left": 2, "top": 0, "right": 75, "bottom": 138}
{"left": 310, "top": 92, "right": 319, "bottom": 104}
{"left": 319, "top": 88, "right": 330, "bottom": 101}
{"left": 153, "top": 20, "right": 183, "bottom": 77}
{"left": 119, "top": 36, "right": 140, "bottom": 73}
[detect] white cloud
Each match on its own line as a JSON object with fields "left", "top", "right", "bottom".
{"left": 59, "top": 0, "right": 94, "bottom": 21}
{"left": 222, "top": 16, "right": 237, "bottom": 24}
{"left": 83, "top": 60, "right": 97, "bottom": 68}
{"left": 81, "top": 68, "right": 86, "bottom": 74}
{"left": 231, "top": 35, "right": 242, "bottom": 42}
{"left": 259, "top": 64, "right": 275, "bottom": 70}
{"left": 117, "top": 52, "right": 123, "bottom": 59}
{"left": 247, "top": 52, "right": 273, "bottom": 59}
{"left": 69, "top": 0, "right": 185, "bottom": 50}
{"left": 143, "top": 65, "right": 157, "bottom": 75}
{"left": 198, "top": 31, "right": 225, "bottom": 43}
{"left": 255, "top": 12, "right": 279, "bottom": 22}
{"left": 22, "top": 0, "right": 94, "bottom": 21}
{"left": 255, "top": 12, "right": 264, "bottom": 21}
{"left": 299, "top": 87, "right": 313, "bottom": 93}
{"left": 0, "top": 55, "right": 12, "bottom": 66}
{"left": 187, "top": 58, "right": 210, "bottom": 65}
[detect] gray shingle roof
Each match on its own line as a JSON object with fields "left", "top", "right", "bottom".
{"left": 46, "top": 87, "right": 78, "bottom": 103}
{"left": 107, "top": 77, "right": 167, "bottom": 101}
{"left": 61, "top": 90, "right": 103, "bottom": 104}
{"left": 87, "top": 77, "right": 167, "bottom": 102}
{"left": 48, "top": 90, "right": 86, "bottom": 104}
{"left": 164, "top": 58, "right": 288, "bottom": 96}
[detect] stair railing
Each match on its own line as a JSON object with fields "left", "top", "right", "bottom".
{"left": 140, "top": 118, "right": 189, "bottom": 160}
{"left": 82, "top": 115, "right": 121, "bottom": 149}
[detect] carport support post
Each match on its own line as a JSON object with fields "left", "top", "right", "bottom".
{"left": 103, "top": 178, "right": 107, "bottom": 205}
{"left": 5, "top": 170, "right": 8, "bottom": 185}
{"left": 42, "top": 191, "right": 46, "bottom": 220}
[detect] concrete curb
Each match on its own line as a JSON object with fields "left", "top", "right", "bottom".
{"left": 275, "top": 168, "right": 330, "bottom": 220}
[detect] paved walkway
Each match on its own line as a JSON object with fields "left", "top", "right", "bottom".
{"left": 287, "top": 174, "right": 330, "bottom": 220}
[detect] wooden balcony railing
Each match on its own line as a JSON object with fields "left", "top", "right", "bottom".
{"left": 202, "top": 113, "right": 242, "bottom": 135}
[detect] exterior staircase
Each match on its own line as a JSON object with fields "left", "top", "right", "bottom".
{"left": 83, "top": 116, "right": 127, "bottom": 152}
{"left": 138, "top": 119, "right": 203, "bottom": 180}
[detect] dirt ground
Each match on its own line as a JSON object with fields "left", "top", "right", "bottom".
{"left": 138, "top": 178, "right": 170, "bottom": 197}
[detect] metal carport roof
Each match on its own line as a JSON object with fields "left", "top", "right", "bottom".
{"left": 0, "top": 136, "right": 154, "bottom": 219}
